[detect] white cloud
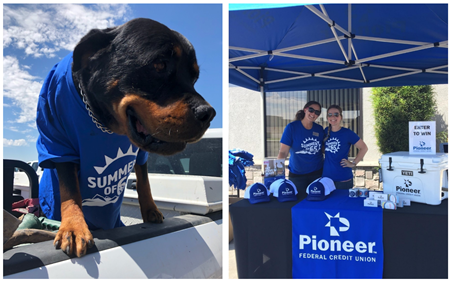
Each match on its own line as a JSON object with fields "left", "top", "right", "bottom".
{"left": 3, "top": 56, "right": 42, "bottom": 123}
{"left": 3, "top": 138, "right": 28, "bottom": 147}
{"left": 3, "top": 4, "right": 131, "bottom": 58}
{"left": 3, "top": 4, "right": 131, "bottom": 126}
{"left": 26, "top": 135, "right": 37, "bottom": 143}
{"left": 5, "top": 126, "right": 28, "bottom": 132}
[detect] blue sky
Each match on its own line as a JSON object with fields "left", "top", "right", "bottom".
{"left": 3, "top": 4, "right": 223, "bottom": 162}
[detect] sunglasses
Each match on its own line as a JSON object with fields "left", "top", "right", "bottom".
{"left": 307, "top": 107, "right": 321, "bottom": 116}
{"left": 327, "top": 113, "right": 340, "bottom": 117}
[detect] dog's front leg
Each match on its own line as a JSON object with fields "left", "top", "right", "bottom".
{"left": 134, "top": 163, "right": 164, "bottom": 223}
{"left": 54, "top": 162, "right": 94, "bottom": 257}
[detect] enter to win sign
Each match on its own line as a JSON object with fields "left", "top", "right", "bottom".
{"left": 409, "top": 121, "right": 436, "bottom": 154}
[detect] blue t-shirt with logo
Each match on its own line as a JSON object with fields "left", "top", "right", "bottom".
{"left": 322, "top": 127, "right": 360, "bottom": 182}
{"left": 280, "top": 120, "right": 324, "bottom": 175}
{"left": 36, "top": 52, "right": 148, "bottom": 230}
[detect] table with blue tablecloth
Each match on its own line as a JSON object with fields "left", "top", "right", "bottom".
{"left": 229, "top": 190, "right": 448, "bottom": 278}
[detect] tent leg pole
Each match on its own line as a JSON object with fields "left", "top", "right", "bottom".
{"left": 261, "top": 85, "right": 267, "bottom": 159}
{"left": 348, "top": 4, "right": 352, "bottom": 60}
{"left": 260, "top": 67, "right": 267, "bottom": 159}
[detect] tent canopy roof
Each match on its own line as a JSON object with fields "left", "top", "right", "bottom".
{"left": 229, "top": 4, "right": 448, "bottom": 92}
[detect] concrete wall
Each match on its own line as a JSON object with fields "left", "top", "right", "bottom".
{"left": 361, "top": 88, "right": 381, "bottom": 166}
{"left": 229, "top": 86, "right": 264, "bottom": 163}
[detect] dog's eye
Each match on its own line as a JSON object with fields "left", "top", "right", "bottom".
{"left": 154, "top": 62, "right": 166, "bottom": 72}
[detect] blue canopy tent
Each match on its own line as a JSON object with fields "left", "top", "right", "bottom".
{"left": 229, "top": 4, "right": 448, "bottom": 92}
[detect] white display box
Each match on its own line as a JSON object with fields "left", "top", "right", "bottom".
{"left": 372, "top": 193, "right": 389, "bottom": 202}
{"left": 369, "top": 191, "right": 382, "bottom": 199}
{"left": 263, "top": 159, "right": 285, "bottom": 177}
{"left": 401, "top": 198, "right": 411, "bottom": 206}
{"left": 364, "top": 199, "right": 378, "bottom": 208}
{"left": 379, "top": 151, "right": 448, "bottom": 205}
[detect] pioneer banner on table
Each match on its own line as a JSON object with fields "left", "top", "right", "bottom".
{"left": 292, "top": 190, "right": 383, "bottom": 278}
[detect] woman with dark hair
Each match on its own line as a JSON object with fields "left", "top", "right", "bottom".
{"left": 277, "top": 101, "right": 324, "bottom": 197}
{"left": 323, "top": 105, "right": 368, "bottom": 189}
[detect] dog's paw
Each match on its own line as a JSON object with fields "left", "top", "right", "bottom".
{"left": 143, "top": 207, "right": 164, "bottom": 223}
{"left": 54, "top": 218, "right": 94, "bottom": 258}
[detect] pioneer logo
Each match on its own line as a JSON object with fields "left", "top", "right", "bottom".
{"left": 413, "top": 140, "right": 431, "bottom": 151}
{"left": 396, "top": 179, "right": 420, "bottom": 195}
{"left": 325, "top": 212, "right": 349, "bottom": 236}
{"left": 299, "top": 212, "right": 376, "bottom": 254}
{"left": 299, "top": 235, "right": 376, "bottom": 254}
{"left": 401, "top": 170, "right": 413, "bottom": 176}
{"left": 252, "top": 188, "right": 265, "bottom": 197}
{"left": 282, "top": 188, "right": 293, "bottom": 196}
{"left": 404, "top": 179, "right": 412, "bottom": 187}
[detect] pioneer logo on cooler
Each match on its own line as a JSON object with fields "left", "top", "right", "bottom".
{"left": 297, "top": 212, "right": 377, "bottom": 262}
{"left": 396, "top": 179, "right": 421, "bottom": 196}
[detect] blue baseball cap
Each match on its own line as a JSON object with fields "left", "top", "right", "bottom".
{"left": 306, "top": 177, "right": 336, "bottom": 201}
{"left": 270, "top": 179, "right": 298, "bottom": 202}
{"left": 244, "top": 183, "right": 271, "bottom": 204}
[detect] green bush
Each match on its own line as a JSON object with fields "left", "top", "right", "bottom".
{"left": 437, "top": 130, "right": 448, "bottom": 143}
{"left": 371, "top": 85, "right": 436, "bottom": 154}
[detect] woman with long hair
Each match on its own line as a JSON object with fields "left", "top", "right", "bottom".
{"left": 277, "top": 101, "right": 324, "bottom": 197}
{"left": 323, "top": 105, "right": 368, "bottom": 189}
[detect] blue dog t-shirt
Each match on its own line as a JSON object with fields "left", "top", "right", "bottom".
{"left": 280, "top": 120, "right": 324, "bottom": 175}
{"left": 36, "top": 52, "right": 148, "bottom": 230}
{"left": 322, "top": 127, "right": 360, "bottom": 182}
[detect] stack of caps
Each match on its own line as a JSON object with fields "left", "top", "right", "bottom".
{"left": 244, "top": 179, "right": 299, "bottom": 204}
{"left": 270, "top": 178, "right": 298, "bottom": 202}
{"left": 306, "top": 177, "right": 336, "bottom": 201}
{"left": 244, "top": 183, "right": 271, "bottom": 204}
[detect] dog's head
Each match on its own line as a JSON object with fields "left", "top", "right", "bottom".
{"left": 72, "top": 18, "right": 215, "bottom": 155}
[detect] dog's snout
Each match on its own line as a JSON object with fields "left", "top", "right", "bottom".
{"left": 194, "top": 105, "right": 216, "bottom": 123}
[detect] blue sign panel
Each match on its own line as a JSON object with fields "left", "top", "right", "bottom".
{"left": 292, "top": 190, "right": 383, "bottom": 278}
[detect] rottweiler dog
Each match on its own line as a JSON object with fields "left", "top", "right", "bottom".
{"left": 36, "top": 18, "right": 215, "bottom": 257}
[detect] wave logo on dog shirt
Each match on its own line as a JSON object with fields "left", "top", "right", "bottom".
{"left": 295, "top": 137, "right": 321, "bottom": 155}
{"left": 82, "top": 145, "right": 138, "bottom": 207}
{"left": 325, "top": 137, "right": 340, "bottom": 154}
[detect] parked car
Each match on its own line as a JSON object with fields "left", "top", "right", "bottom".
{"left": 4, "top": 128, "right": 223, "bottom": 278}
{"left": 13, "top": 161, "right": 42, "bottom": 200}
{"left": 121, "top": 128, "right": 223, "bottom": 222}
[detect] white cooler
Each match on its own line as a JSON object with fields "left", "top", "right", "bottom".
{"left": 379, "top": 151, "right": 448, "bottom": 205}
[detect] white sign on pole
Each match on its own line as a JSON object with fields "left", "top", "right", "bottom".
{"left": 409, "top": 121, "right": 436, "bottom": 154}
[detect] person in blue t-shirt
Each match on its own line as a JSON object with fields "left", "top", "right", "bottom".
{"left": 322, "top": 105, "right": 368, "bottom": 189}
{"left": 278, "top": 101, "right": 325, "bottom": 197}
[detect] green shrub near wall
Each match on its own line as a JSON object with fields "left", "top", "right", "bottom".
{"left": 371, "top": 85, "right": 436, "bottom": 154}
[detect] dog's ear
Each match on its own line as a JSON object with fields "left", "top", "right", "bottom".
{"left": 72, "top": 27, "right": 117, "bottom": 72}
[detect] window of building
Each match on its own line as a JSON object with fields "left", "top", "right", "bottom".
{"left": 265, "top": 88, "right": 362, "bottom": 159}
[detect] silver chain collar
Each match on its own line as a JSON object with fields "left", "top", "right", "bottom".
{"left": 79, "top": 83, "right": 113, "bottom": 134}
